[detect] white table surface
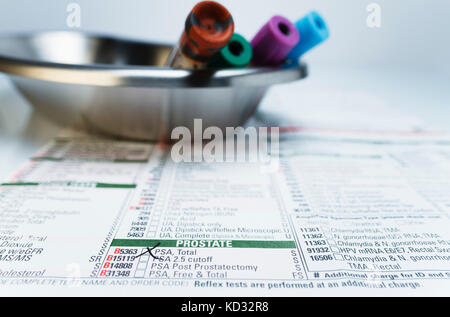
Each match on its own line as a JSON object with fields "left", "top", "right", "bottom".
{"left": 1, "top": 65, "right": 449, "bottom": 180}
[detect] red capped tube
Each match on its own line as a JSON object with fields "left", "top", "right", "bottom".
{"left": 167, "top": 1, "right": 234, "bottom": 69}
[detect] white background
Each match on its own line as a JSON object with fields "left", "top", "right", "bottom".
{"left": 0, "top": 0, "right": 449, "bottom": 74}
{"left": 0, "top": 0, "right": 450, "bottom": 179}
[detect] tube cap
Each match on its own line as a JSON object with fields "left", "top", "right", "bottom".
{"left": 208, "top": 33, "right": 253, "bottom": 68}
{"left": 181, "top": 1, "right": 234, "bottom": 63}
{"left": 250, "top": 16, "right": 300, "bottom": 66}
{"left": 287, "top": 11, "right": 329, "bottom": 62}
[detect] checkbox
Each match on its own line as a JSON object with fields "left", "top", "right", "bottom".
{"left": 137, "top": 263, "right": 147, "bottom": 269}
{"left": 334, "top": 253, "right": 344, "bottom": 261}
{"left": 330, "top": 246, "right": 339, "bottom": 253}
{"left": 328, "top": 240, "right": 337, "bottom": 247}
{"left": 324, "top": 234, "right": 333, "bottom": 240}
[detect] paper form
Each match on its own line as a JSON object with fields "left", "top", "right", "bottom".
{"left": 1, "top": 127, "right": 450, "bottom": 296}
{"left": 254, "top": 86, "right": 428, "bottom": 133}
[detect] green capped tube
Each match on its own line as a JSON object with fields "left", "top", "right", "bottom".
{"left": 208, "top": 33, "right": 253, "bottom": 68}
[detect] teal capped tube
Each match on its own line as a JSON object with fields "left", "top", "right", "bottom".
{"left": 287, "top": 11, "right": 329, "bottom": 62}
{"left": 208, "top": 33, "right": 253, "bottom": 68}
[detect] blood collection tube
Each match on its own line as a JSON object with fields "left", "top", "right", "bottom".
{"left": 167, "top": 1, "right": 234, "bottom": 69}
{"left": 250, "top": 16, "right": 299, "bottom": 67}
{"left": 287, "top": 11, "right": 330, "bottom": 62}
{"left": 208, "top": 33, "right": 253, "bottom": 68}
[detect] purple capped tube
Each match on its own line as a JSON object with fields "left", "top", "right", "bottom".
{"left": 250, "top": 15, "right": 300, "bottom": 66}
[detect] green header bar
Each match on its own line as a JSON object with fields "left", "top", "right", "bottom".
{"left": 31, "top": 157, "right": 64, "bottom": 162}
{"left": 0, "top": 182, "right": 39, "bottom": 186}
{"left": 113, "top": 159, "right": 149, "bottom": 163}
{"left": 1, "top": 182, "right": 136, "bottom": 189}
{"left": 111, "top": 239, "right": 296, "bottom": 249}
{"left": 96, "top": 183, "right": 137, "bottom": 189}
{"left": 31, "top": 157, "right": 148, "bottom": 163}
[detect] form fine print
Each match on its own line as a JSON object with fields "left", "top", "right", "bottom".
{"left": 0, "top": 0, "right": 449, "bottom": 304}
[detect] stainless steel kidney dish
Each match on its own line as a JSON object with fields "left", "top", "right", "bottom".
{"left": 0, "top": 31, "right": 307, "bottom": 140}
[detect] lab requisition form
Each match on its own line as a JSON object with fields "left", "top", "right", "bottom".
{"left": 1, "top": 128, "right": 450, "bottom": 296}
